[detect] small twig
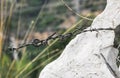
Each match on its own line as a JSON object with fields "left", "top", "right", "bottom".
{"left": 100, "top": 53, "right": 119, "bottom": 78}
{"left": 60, "top": 0, "right": 93, "bottom": 21}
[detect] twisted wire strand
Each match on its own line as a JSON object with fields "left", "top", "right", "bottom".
{"left": 9, "top": 28, "right": 115, "bottom": 51}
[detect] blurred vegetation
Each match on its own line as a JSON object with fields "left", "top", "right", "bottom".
{"left": 1, "top": 0, "right": 120, "bottom": 78}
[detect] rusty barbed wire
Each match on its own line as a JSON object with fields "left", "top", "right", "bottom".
{"left": 9, "top": 27, "right": 115, "bottom": 51}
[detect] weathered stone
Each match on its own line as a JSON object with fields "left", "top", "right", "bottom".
{"left": 39, "top": 0, "right": 120, "bottom": 78}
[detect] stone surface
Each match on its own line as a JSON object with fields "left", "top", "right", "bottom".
{"left": 39, "top": 0, "right": 120, "bottom": 78}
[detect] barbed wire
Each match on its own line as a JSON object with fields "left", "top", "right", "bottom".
{"left": 9, "top": 27, "right": 115, "bottom": 51}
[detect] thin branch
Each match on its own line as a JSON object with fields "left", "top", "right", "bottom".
{"left": 100, "top": 53, "right": 119, "bottom": 78}
{"left": 60, "top": 0, "right": 93, "bottom": 21}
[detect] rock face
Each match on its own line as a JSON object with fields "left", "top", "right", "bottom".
{"left": 39, "top": 0, "right": 120, "bottom": 78}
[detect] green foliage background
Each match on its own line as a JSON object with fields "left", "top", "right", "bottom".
{"left": 2, "top": 0, "right": 120, "bottom": 78}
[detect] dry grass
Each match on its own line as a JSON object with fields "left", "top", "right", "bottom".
{"left": 0, "top": 0, "right": 4, "bottom": 58}
{"left": 0, "top": 0, "right": 93, "bottom": 78}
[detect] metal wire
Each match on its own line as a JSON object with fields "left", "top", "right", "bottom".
{"left": 8, "top": 27, "right": 115, "bottom": 51}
